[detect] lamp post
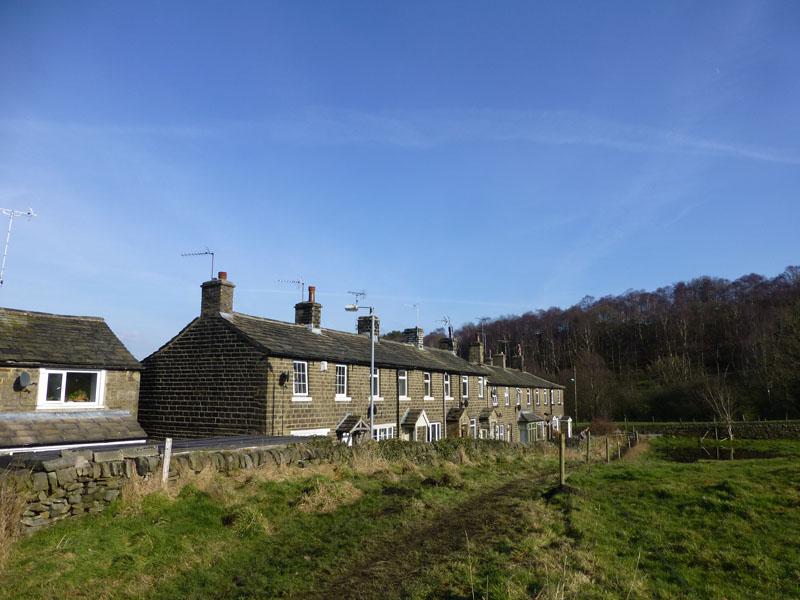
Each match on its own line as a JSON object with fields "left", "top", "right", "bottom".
{"left": 570, "top": 365, "right": 578, "bottom": 427}
{"left": 346, "top": 303, "right": 376, "bottom": 439}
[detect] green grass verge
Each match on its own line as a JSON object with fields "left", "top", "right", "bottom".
{"left": 2, "top": 438, "right": 798, "bottom": 599}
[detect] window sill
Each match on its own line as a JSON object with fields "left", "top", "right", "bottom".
{"left": 292, "top": 396, "right": 313, "bottom": 402}
{"left": 399, "top": 396, "right": 411, "bottom": 401}
{"left": 423, "top": 395, "right": 435, "bottom": 401}
{"left": 445, "top": 396, "right": 454, "bottom": 401}
{"left": 37, "top": 403, "right": 103, "bottom": 410}
{"left": 369, "top": 397, "right": 385, "bottom": 402}
{"left": 335, "top": 395, "right": 352, "bottom": 402}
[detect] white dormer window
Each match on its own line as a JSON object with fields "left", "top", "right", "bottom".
{"left": 37, "top": 369, "right": 105, "bottom": 408}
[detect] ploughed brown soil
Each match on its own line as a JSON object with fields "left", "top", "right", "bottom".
{"left": 298, "top": 467, "right": 557, "bottom": 600}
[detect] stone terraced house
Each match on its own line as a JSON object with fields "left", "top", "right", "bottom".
{"left": 138, "top": 274, "right": 488, "bottom": 442}
{"left": 138, "top": 273, "right": 568, "bottom": 444}
{"left": 463, "top": 336, "right": 569, "bottom": 442}
{"left": 0, "top": 307, "right": 145, "bottom": 454}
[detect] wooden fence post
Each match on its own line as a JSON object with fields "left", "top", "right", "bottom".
{"left": 617, "top": 439, "right": 621, "bottom": 459}
{"left": 606, "top": 436, "right": 610, "bottom": 463}
{"left": 161, "top": 437, "right": 173, "bottom": 484}
{"left": 586, "top": 431, "right": 591, "bottom": 463}
{"left": 559, "top": 432, "right": 566, "bottom": 488}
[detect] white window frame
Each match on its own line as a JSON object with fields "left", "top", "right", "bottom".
{"left": 427, "top": 422, "right": 442, "bottom": 442}
{"left": 550, "top": 389, "right": 555, "bottom": 405}
{"left": 398, "top": 369, "right": 409, "bottom": 400}
{"left": 491, "top": 386, "right": 498, "bottom": 407}
{"left": 371, "top": 366, "right": 383, "bottom": 401}
{"left": 558, "top": 390, "right": 563, "bottom": 405}
{"left": 462, "top": 375, "right": 469, "bottom": 398}
{"left": 535, "top": 389, "right": 540, "bottom": 406}
{"left": 478, "top": 376, "right": 484, "bottom": 398}
{"left": 527, "top": 389, "right": 531, "bottom": 406}
{"left": 292, "top": 361, "right": 311, "bottom": 401}
{"left": 373, "top": 423, "right": 395, "bottom": 441}
{"left": 498, "top": 423, "right": 505, "bottom": 441}
{"left": 37, "top": 368, "right": 106, "bottom": 409}
{"left": 443, "top": 373, "right": 452, "bottom": 399}
{"left": 423, "top": 372, "right": 433, "bottom": 400}
{"left": 504, "top": 386, "right": 510, "bottom": 406}
{"left": 333, "top": 364, "right": 353, "bottom": 402}
{"left": 516, "top": 388, "right": 521, "bottom": 406}
{"left": 470, "top": 418, "right": 477, "bottom": 438}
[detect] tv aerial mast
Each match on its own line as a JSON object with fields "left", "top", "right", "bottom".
{"left": 181, "top": 248, "right": 215, "bottom": 279}
{"left": 279, "top": 276, "right": 305, "bottom": 301}
{"left": 347, "top": 290, "right": 367, "bottom": 306}
{"left": 0, "top": 207, "right": 36, "bottom": 287}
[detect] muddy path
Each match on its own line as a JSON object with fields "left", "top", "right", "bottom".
{"left": 298, "top": 467, "right": 557, "bottom": 600}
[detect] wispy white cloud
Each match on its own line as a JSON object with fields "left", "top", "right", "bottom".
{"left": 4, "top": 109, "right": 798, "bottom": 166}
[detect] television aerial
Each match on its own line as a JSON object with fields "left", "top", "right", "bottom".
{"left": 0, "top": 207, "right": 37, "bottom": 287}
{"left": 181, "top": 248, "right": 215, "bottom": 279}
{"left": 279, "top": 276, "right": 305, "bottom": 301}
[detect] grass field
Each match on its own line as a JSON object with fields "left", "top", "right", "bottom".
{"left": 1, "top": 437, "right": 798, "bottom": 599}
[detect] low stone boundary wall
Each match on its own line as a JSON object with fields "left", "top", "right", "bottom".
{"left": 4, "top": 442, "right": 333, "bottom": 535}
{"left": 3, "top": 438, "right": 547, "bottom": 536}
{"left": 625, "top": 421, "right": 800, "bottom": 439}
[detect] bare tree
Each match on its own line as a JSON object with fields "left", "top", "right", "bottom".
{"left": 703, "top": 366, "right": 736, "bottom": 440}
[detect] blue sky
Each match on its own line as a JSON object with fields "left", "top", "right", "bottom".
{"left": 1, "top": 1, "right": 799, "bottom": 359}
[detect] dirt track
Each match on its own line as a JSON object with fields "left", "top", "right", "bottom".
{"left": 298, "top": 467, "right": 557, "bottom": 600}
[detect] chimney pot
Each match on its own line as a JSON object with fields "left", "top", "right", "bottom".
{"left": 308, "top": 286, "right": 316, "bottom": 303}
{"left": 295, "top": 285, "right": 322, "bottom": 328}
{"left": 218, "top": 271, "right": 227, "bottom": 280}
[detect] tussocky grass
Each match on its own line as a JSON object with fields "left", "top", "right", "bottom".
{"left": 2, "top": 437, "right": 799, "bottom": 599}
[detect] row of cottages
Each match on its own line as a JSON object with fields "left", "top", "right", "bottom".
{"left": 138, "top": 273, "right": 568, "bottom": 443}
{"left": 0, "top": 307, "right": 145, "bottom": 454}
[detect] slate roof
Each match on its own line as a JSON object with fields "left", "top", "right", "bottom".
{"left": 0, "top": 308, "right": 141, "bottom": 370}
{"left": 400, "top": 408, "right": 427, "bottom": 427}
{"left": 478, "top": 407, "right": 497, "bottom": 421}
{"left": 0, "top": 410, "right": 146, "bottom": 450}
{"left": 335, "top": 414, "right": 368, "bottom": 433}
{"left": 446, "top": 407, "right": 468, "bottom": 422}
{"left": 221, "top": 312, "right": 487, "bottom": 375}
{"left": 517, "top": 410, "right": 545, "bottom": 423}
{"left": 483, "top": 364, "right": 564, "bottom": 389}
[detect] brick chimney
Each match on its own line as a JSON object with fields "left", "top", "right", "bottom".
{"left": 295, "top": 286, "right": 322, "bottom": 329}
{"left": 201, "top": 272, "right": 235, "bottom": 317}
{"left": 468, "top": 333, "right": 484, "bottom": 364}
{"left": 403, "top": 327, "right": 424, "bottom": 350}
{"left": 492, "top": 352, "right": 506, "bottom": 368}
{"left": 357, "top": 315, "right": 380, "bottom": 339}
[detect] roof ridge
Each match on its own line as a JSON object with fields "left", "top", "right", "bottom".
{"left": 0, "top": 307, "right": 105, "bottom": 321}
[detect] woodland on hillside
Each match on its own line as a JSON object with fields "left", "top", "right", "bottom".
{"left": 420, "top": 266, "right": 800, "bottom": 422}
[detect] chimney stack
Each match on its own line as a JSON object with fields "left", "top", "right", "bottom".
{"left": 509, "top": 344, "right": 524, "bottom": 370}
{"left": 295, "top": 286, "right": 322, "bottom": 329}
{"left": 468, "top": 333, "right": 484, "bottom": 364}
{"left": 357, "top": 315, "right": 380, "bottom": 339}
{"left": 492, "top": 353, "right": 506, "bottom": 368}
{"left": 403, "top": 327, "right": 424, "bottom": 350}
{"left": 438, "top": 337, "right": 457, "bottom": 353}
{"left": 201, "top": 272, "right": 235, "bottom": 317}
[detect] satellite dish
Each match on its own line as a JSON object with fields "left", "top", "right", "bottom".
{"left": 18, "top": 371, "right": 31, "bottom": 388}
{"left": 463, "top": 400, "right": 469, "bottom": 408}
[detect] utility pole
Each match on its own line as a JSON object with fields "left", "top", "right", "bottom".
{"left": 571, "top": 365, "right": 578, "bottom": 426}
